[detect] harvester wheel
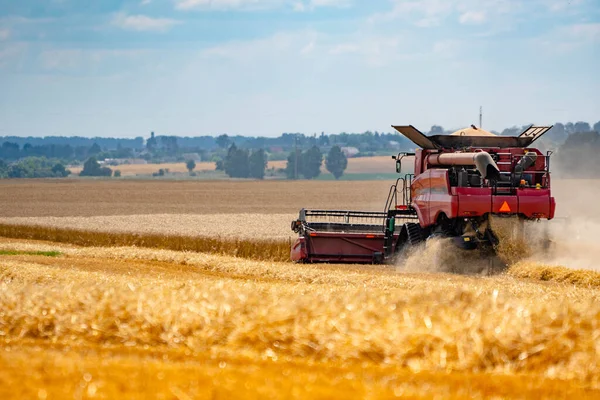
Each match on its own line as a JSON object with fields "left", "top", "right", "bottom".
{"left": 394, "top": 222, "right": 423, "bottom": 259}
{"left": 406, "top": 223, "right": 423, "bottom": 246}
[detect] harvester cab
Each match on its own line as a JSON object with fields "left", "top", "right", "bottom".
{"left": 291, "top": 124, "right": 556, "bottom": 266}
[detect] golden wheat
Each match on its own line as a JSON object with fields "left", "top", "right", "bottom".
{"left": 0, "top": 213, "right": 295, "bottom": 240}
{"left": 0, "top": 223, "right": 290, "bottom": 261}
{"left": 66, "top": 156, "right": 396, "bottom": 176}
{"left": 0, "top": 238, "right": 599, "bottom": 399}
{"left": 508, "top": 261, "right": 600, "bottom": 288}
{"left": 1, "top": 178, "right": 599, "bottom": 398}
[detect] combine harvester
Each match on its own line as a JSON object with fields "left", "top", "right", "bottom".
{"left": 291, "top": 124, "right": 556, "bottom": 266}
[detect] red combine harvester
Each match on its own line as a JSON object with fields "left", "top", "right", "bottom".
{"left": 291, "top": 124, "right": 556, "bottom": 264}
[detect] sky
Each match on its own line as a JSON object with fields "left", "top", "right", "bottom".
{"left": 0, "top": 0, "right": 598, "bottom": 138}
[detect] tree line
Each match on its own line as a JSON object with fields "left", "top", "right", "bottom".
{"left": 217, "top": 144, "right": 348, "bottom": 180}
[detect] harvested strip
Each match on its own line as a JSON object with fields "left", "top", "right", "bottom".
{"left": 0, "top": 223, "right": 289, "bottom": 261}
{"left": 508, "top": 261, "right": 600, "bottom": 288}
{"left": 0, "top": 249, "right": 61, "bottom": 257}
{"left": 0, "top": 213, "right": 295, "bottom": 240}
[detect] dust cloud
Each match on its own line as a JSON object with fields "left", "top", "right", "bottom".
{"left": 395, "top": 238, "right": 504, "bottom": 275}
{"left": 533, "top": 179, "right": 600, "bottom": 270}
{"left": 394, "top": 179, "right": 600, "bottom": 273}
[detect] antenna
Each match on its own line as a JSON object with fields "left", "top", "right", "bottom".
{"left": 479, "top": 106, "right": 483, "bottom": 128}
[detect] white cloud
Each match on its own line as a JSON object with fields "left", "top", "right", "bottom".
{"left": 112, "top": 13, "right": 181, "bottom": 32}
{"left": 175, "top": 0, "right": 349, "bottom": 11}
{"left": 310, "top": 0, "right": 350, "bottom": 7}
{"left": 459, "top": 11, "right": 486, "bottom": 24}
{"left": 432, "top": 39, "right": 462, "bottom": 57}
{"left": 568, "top": 23, "right": 600, "bottom": 41}
{"left": 175, "top": 0, "right": 280, "bottom": 11}
{"left": 140, "top": 0, "right": 152, "bottom": 5}
{"left": 38, "top": 49, "right": 150, "bottom": 71}
{"left": 0, "top": 28, "right": 10, "bottom": 40}
{"left": 529, "top": 23, "right": 600, "bottom": 56}
{"left": 300, "top": 40, "right": 315, "bottom": 55}
{"left": 544, "top": 0, "right": 584, "bottom": 13}
{"left": 369, "top": 0, "right": 517, "bottom": 26}
{"left": 292, "top": 1, "right": 305, "bottom": 11}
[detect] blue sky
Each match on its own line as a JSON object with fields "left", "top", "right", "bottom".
{"left": 0, "top": 0, "right": 598, "bottom": 138}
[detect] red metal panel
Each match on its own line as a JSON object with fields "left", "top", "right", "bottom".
{"left": 516, "top": 188, "right": 552, "bottom": 218}
{"left": 300, "top": 232, "right": 395, "bottom": 263}
{"left": 456, "top": 187, "right": 493, "bottom": 217}
{"left": 427, "top": 169, "right": 457, "bottom": 224}
{"left": 290, "top": 237, "right": 307, "bottom": 262}
{"left": 411, "top": 170, "right": 430, "bottom": 226}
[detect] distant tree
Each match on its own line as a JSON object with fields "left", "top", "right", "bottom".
{"left": 146, "top": 132, "right": 157, "bottom": 151}
{"left": 301, "top": 146, "right": 322, "bottom": 180}
{"left": 88, "top": 143, "right": 101, "bottom": 156}
{"left": 113, "top": 169, "right": 121, "bottom": 177}
{"left": 0, "top": 142, "right": 20, "bottom": 160}
{"left": 216, "top": 134, "right": 231, "bottom": 149}
{"left": 0, "top": 159, "right": 7, "bottom": 178}
{"left": 51, "top": 163, "right": 69, "bottom": 177}
{"left": 318, "top": 132, "right": 330, "bottom": 146}
{"left": 326, "top": 146, "right": 348, "bottom": 180}
{"left": 574, "top": 121, "right": 591, "bottom": 133}
{"left": 500, "top": 126, "right": 521, "bottom": 137}
{"left": 248, "top": 149, "right": 267, "bottom": 179}
{"left": 565, "top": 122, "right": 575, "bottom": 134}
{"left": 186, "top": 159, "right": 196, "bottom": 173}
{"left": 285, "top": 149, "right": 303, "bottom": 179}
{"left": 7, "top": 164, "right": 26, "bottom": 178}
{"left": 224, "top": 143, "right": 249, "bottom": 178}
{"left": 160, "top": 136, "right": 178, "bottom": 154}
{"left": 429, "top": 125, "right": 444, "bottom": 135}
{"left": 215, "top": 159, "right": 224, "bottom": 171}
{"left": 547, "top": 123, "right": 567, "bottom": 143}
{"left": 80, "top": 157, "right": 112, "bottom": 177}
{"left": 556, "top": 131, "right": 600, "bottom": 178}
{"left": 594, "top": 121, "right": 600, "bottom": 133}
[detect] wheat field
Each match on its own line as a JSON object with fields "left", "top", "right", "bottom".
{"left": 1, "top": 178, "right": 599, "bottom": 398}
{"left": 68, "top": 155, "right": 395, "bottom": 176}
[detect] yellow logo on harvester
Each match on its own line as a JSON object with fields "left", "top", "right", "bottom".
{"left": 499, "top": 201, "right": 511, "bottom": 213}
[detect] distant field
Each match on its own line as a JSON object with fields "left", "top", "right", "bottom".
{"left": 0, "top": 180, "right": 392, "bottom": 217}
{"left": 68, "top": 155, "right": 398, "bottom": 176}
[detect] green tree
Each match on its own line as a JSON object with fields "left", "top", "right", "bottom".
{"left": 325, "top": 146, "right": 348, "bottom": 180}
{"left": 88, "top": 143, "right": 101, "bottom": 156}
{"left": 80, "top": 157, "right": 112, "bottom": 177}
{"left": 574, "top": 121, "right": 591, "bottom": 133}
{"left": 248, "top": 149, "right": 267, "bottom": 179}
{"left": 285, "top": 149, "right": 303, "bottom": 179}
{"left": 51, "top": 163, "right": 70, "bottom": 177}
{"left": 113, "top": 170, "right": 121, "bottom": 177}
{"left": 224, "top": 143, "right": 249, "bottom": 178}
{"left": 186, "top": 159, "right": 196, "bottom": 173}
{"left": 146, "top": 132, "right": 157, "bottom": 151}
{"left": 7, "top": 164, "right": 26, "bottom": 178}
{"left": 216, "top": 134, "right": 230, "bottom": 149}
{"left": 301, "top": 146, "right": 322, "bottom": 179}
{"left": 0, "top": 159, "right": 7, "bottom": 178}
